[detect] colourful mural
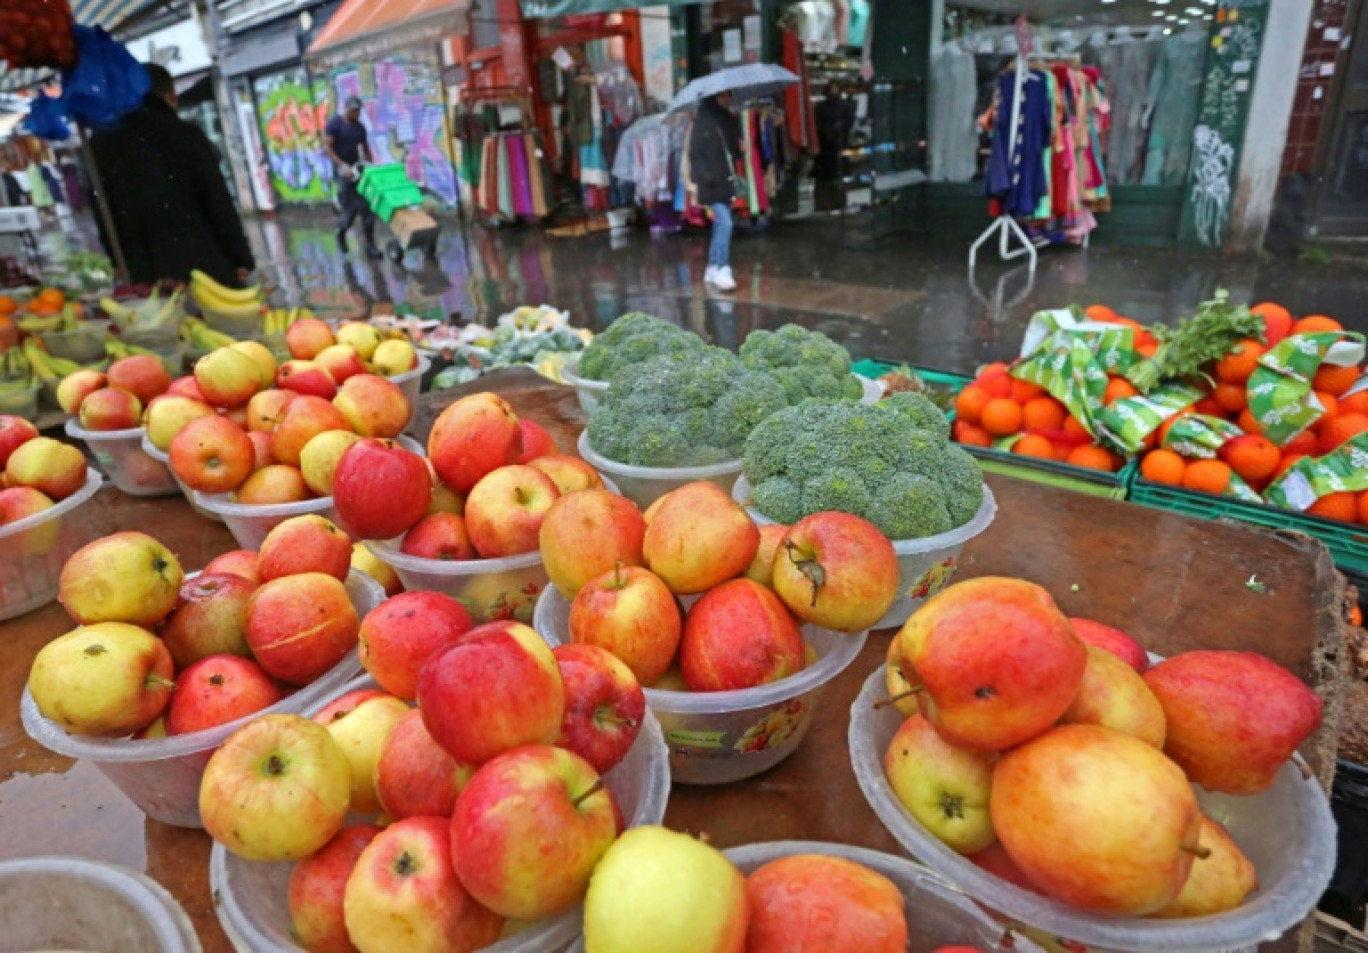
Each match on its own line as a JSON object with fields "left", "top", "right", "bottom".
{"left": 254, "top": 69, "right": 334, "bottom": 204}
{"left": 332, "top": 52, "right": 459, "bottom": 207}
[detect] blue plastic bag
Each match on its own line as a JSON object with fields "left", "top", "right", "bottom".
{"left": 62, "top": 25, "right": 149, "bottom": 130}
{"left": 22, "top": 92, "right": 71, "bottom": 141}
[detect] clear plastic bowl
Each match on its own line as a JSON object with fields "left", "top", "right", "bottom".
{"left": 141, "top": 434, "right": 224, "bottom": 523}
{"left": 567, "top": 840, "right": 1045, "bottom": 953}
{"left": 387, "top": 352, "right": 431, "bottom": 430}
{"left": 577, "top": 431, "right": 742, "bottom": 512}
{"left": 535, "top": 586, "right": 867, "bottom": 785}
{"left": 561, "top": 358, "right": 608, "bottom": 418}
{"left": 201, "top": 307, "right": 263, "bottom": 338}
{"left": 191, "top": 434, "right": 424, "bottom": 550}
{"left": 858, "top": 373, "right": 885, "bottom": 404}
{"left": 40, "top": 323, "right": 109, "bottom": 363}
{"left": 209, "top": 673, "right": 672, "bottom": 953}
{"left": 847, "top": 666, "right": 1338, "bottom": 953}
{"left": 0, "top": 467, "right": 104, "bottom": 621}
{"left": 0, "top": 855, "right": 201, "bottom": 952}
{"left": 733, "top": 475, "right": 998, "bottom": 630}
{"left": 66, "top": 419, "right": 178, "bottom": 497}
{"left": 366, "top": 539, "right": 548, "bottom": 626}
{"left": 20, "top": 570, "right": 384, "bottom": 829}
{"left": 0, "top": 381, "right": 41, "bottom": 420}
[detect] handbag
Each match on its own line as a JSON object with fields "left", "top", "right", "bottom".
{"left": 714, "top": 128, "right": 748, "bottom": 199}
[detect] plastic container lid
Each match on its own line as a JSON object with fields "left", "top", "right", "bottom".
{"left": 847, "top": 666, "right": 1339, "bottom": 952}
{"left": 0, "top": 855, "right": 201, "bottom": 952}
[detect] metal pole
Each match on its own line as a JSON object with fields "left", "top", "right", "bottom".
{"left": 78, "top": 123, "right": 129, "bottom": 280}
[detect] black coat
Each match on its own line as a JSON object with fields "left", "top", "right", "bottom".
{"left": 688, "top": 99, "right": 743, "bottom": 207}
{"left": 91, "top": 95, "right": 254, "bottom": 287}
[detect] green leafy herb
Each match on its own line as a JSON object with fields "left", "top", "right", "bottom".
{"left": 1129, "top": 290, "right": 1265, "bottom": 393}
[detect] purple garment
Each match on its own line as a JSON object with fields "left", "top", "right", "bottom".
{"left": 507, "top": 136, "right": 533, "bottom": 217}
{"left": 984, "top": 69, "right": 1052, "bottom": 219}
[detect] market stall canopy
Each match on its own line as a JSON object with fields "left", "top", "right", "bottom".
{"left": 667, "top": 63, "right": 800, "bottom": 113}
{"left": 520, "top": 0, "right": 705, "bottom": 16}
{"left": 0, "top": 0, "right": 163, "bottom": 91}
{"left": 305, "top": 0, "right": 470, "bottom": 69}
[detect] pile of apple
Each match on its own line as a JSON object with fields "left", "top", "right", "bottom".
{"left": 882, "top": 576, "right": 1324, "bottom": 918}
{"left": 0, "top": 414, "right": 89, "bottom": 530}
{"left": 199, "top": 588, "right": 655, "bottom": 950}
{"left": 58, "top": 353, "right": 176, "bottom": 432}
{"left": 540, "top": 479, "right": 899, "bottom": 691}
{"left": 25, "top": 516, "right": 367, "bottom": 741}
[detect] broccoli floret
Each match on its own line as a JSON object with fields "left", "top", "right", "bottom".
{"left": 882, "top": 391, "right": 951, "bottom": 441}
{"left": 942, "top": 446, "right": 986, "bottom": 525}
{"left": 802, "top": 468, "right": 872, "bottom": 515}
{"left": 752, "top": 477, "right": 804, "bottom": 525}
{"left": 739, "top": 324, "right": 861, "bottom": 403}
{"left": 579, "top": 312, "right": 705, "bottom": 381}
{"left": 868, "top": 473, "right": 953, "bottom": 539}
{"left": 707, "top": 371, "right": 789, "bottom": 452}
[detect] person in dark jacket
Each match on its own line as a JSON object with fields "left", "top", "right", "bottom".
{"left": 325, "top": 95, "right": 380, "bottom": 258}
{"left": 90, "top": 63, "right": 254, "bottom": 287}
{"left": 688, "top": 92, "right": 743, "bottom": 292}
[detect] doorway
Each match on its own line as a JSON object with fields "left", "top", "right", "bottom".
{"left": 1316, "top": 0, "right": 1368, "bottom": 235}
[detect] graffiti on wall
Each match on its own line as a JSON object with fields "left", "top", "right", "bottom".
{"left": 332, "top": 55, "right": 459, "bottom": 207}
{"left": 255, "top": 70, "right": 334, "bottom": 203}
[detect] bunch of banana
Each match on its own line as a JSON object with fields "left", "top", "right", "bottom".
{"left": 262, "top": 306, "right": 316, "bottom": 335}
{"left": 104, "top": 339, "right": 160, "bottom": 361}
{"left": 190, "top": 269, "right": 263, "bottom": 321}
{"left": 18, "top": 303, "right": 82, "bottom": 335}
{"left": 23, "top": 338, "right": 91, "bottom": 384}
{"left": 101, "top": 287, "right": 186, "bottom": 334}
{"left": 0, "top": 345, "right": 35, "bottom": 389}
{"left": 181, "top": 317, "right": 238, "bottom": 352}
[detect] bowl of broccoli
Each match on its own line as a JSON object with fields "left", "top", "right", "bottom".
{"left": 735, "top": 393, "right": 998, "bottom": 629}
{"left": 738, "top": 323, "right": 881, "bottom": 406}
{"left": 565, "top": 313, "right": 707, "bottom": 417}
{"left": 533, "top": 585, "right": 868, "bottom": 785}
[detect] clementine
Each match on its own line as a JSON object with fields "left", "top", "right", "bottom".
{"left": 1237, "top": 408, "right": 1262, "bottom": 435}
{"left": 1182, "top": 459, "right": 1232, "bottom": 495}
{"left": 956, "top": 423, "right": 992, "bottom": 448}
{"left": 1140, "top": 449, "right": 1186, "bottom": 486}
{"left": 1213, "top": 339, "right": 1265, "bottom": 385}
{"left": 1067, "top": 445, "right": 1116, "bottom": 472}
{"left": 1282, "top": 429, "right": 1319, "bottom": 456}
{"left": 1021, "top": 397, "right": 1066, "bottom": 433}
{"left": 981, "top": 399, "right": 1024, "bottom": 437}
{"left": 1273, "top": 453, "right": 1306, "bottom": 479}
{"left": 1313, "top": 363, "right": 1362, "bottom": 397}
{"left": 1103, "top": 377, "right": 1138, "bottom": 406}
{"left": 1012, "top": 434, "right": 1055, "bottom": 459}
{"left": 1011, "top": 379, "right": 1045, "bottom": 403}
{"left": 954, "top": 385, "right": 991, "bottom": 426}
{"left": 1293, "top": 315, "right": 1343, "bottom": 335}
{"left": 1318, "top": 413, "right": 1368, "bottom": 453}
{"left": 1212, "top": 382, "right": 1247, "bottom": 415}
{"left": 1308, "top": 491, "right": 1358, "bottom": 523}
{"left": 1220, "top": 435, "right": 1280, "bottom": 484}
{"left": 1252, "top": 302, "right": 1293, "bottom": 347}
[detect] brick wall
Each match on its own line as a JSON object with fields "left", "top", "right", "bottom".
{"left": 1282, "top": 0, "right": 1353, "bottom": 175}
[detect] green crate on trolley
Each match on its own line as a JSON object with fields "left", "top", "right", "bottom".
{"left": 358, "top": 164, "right": 412, "bottom": 203}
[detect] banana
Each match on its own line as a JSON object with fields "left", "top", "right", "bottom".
{"left": 46, "top": 354, "right": 85, "bottom": 377}
{"left": 182, "top": 317, "right": 238, "bottom": 351}
{"left": 18, "top": 314, "right": 63, "bottom": 334}
{"left": 101, "top": 297, "right": 136, "bottom": 324}
{"left": 22, "top": 339, "right": 58, "bottom": 382}
{"left": 191, "top": 270, "right": 262, "bottom": 308}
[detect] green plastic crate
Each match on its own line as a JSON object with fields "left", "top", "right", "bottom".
{"left": 358, "top": 164, "right": 412, "bottom": 202}
{"left": 1128, "top": 474, "right": 1368, "bottom": 574}
{"left": 372, "top": 187, "right": 424, "bottom": 223}
{"left": 852, "top": 359, "right": 971, "bottom": 394}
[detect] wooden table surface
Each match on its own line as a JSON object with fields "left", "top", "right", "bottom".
{"left": 0, "top": 368, "right": 1346, "bottom": 953}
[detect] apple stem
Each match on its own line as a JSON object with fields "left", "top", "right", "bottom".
{"left": 610, "top": 559, "right": 625, "bottom": 590}
{"left": 782, "top": 539, "right": 826, "bottom": 607}
{"left": 1182, "top": 844, "right": 1212, "bottom": 860}
{"left": 874, "top": 687, "right": 924, "bottom": 709}
{"left": 147, "top": 674, "right": 177, "bottom": 690}
{"left": 572, "top": 779, "right": 605, "bottom": 808}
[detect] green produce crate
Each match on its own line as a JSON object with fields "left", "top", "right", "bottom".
{"left": 1128, "top": 474, "right": 1368, "bottom": 574}
{"left": 852, "top": 359, "right": 971, "bottom": 395}
{"left": 372, "top": 186, "right": 424, "bottom": 223}
{"left": 358, "top": 164, "right": 412, "bottom": 202}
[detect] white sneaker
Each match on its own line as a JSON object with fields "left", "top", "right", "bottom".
{"left": 704, "top": 265, "right": 719, "bottom": 285}
{"left": 712, "top": 265, "right": 737, "bottom": 292}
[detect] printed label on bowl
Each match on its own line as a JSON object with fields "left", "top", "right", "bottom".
{"left": 662, "top": 699, "right": 810, "bottom": 759}
{"left": 906, "top": 556, "right": 958, "bottom": 600}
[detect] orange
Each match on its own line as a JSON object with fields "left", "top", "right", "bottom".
{"left": 979, "top": 362, "right": 1010, "bottom": 379}
{"left": 1212, "top": 382, "right": 1247, "bottom": 415}
{"left": 1011, "top": 379, "right": 1045, "bottom": 403}
{"left": 0, "top": 295, "right": 13, "bottom": 316}
{"left": 1312, "top": 391, "right": 1340, "bottom": 431}
{"left": 27, "top": 301, "right": 56, "bottom": 316}
{"left": 1013, "top": 434, "right": 1055, "bottom": 459}
{"left": 1141, "top": 449, "right": 1187, "bottom": 486}
{"left": 1068, "top": 445, "right": 1117, "bottom": 472}
{"left": 1359, "top": 491, "right": 1368, "bottom": 526}
{"left": 1313, "top": 363, "right": 1362, "bottom": 397}
{"left": 1274, "top": 453, "right": 1306, "bottom": 479}
{"left": 955, "top": 385, "right": 991, "bottom": 426}
{"left": 1237, "top": 408, "right": 1262, "bottom": 435}
{"left": 1062, "top": 415, "right": 1091, "bottom": 439}
{"left": 981, "top": 399, "right": 1024, "bottom": 437}
{"left": 1339, "top": 390, "right": 1368, "bottom": 416}
{"left": 36, "top": 288, "right": 64, "bottom": 309}
{"left": 1021, "top": 397, "right": 1066, "bottom": 433}
{"left": 1293, "top": 315, "right": 1343, "bottom": 335}
{"left": 977, "top": 373, "right": 1013, "bottom": 399}
{"left": 1085, "top": 304, "right": 1118, "bottom": 323}
{"left": 1221, "top": 435, "right": 1281, "bottom": 484}
{"left": 1051, "top": 441, "right": 1073, "bottom": 462}
{"left": 1182, "top": 459, "right": 1232, "bottom": 495}
{"left": 1318, "top": 413, "right": 1368, "bottom": 453}
{"left": 1213, "top": 339, "right": 1265, "bottom": 385}
{"left": 1282, "top": 429, "right": 1319, "bottom": 456}
{"left": 955, "top": 423, "right": 992, "bottom": 448}
{"left": 1253, "top": 302, "right": 1293, "bottom": 347}
{"left": 1104, "top": 377, "right": 1138, "bottom": 406}
{"left": 1136, "top": 339, "right": 1158, "bottom": 358}
{"left": 1308, "top": 491, "right": 1358, "bottom": 523}
{"left": 1351, "top": 603, "right": 1364, "bottom": 626}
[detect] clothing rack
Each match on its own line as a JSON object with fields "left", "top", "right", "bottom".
{"left": 969, "top": 53, "right": 1040, "bottom": 274}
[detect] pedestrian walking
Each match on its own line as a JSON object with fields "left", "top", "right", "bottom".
{"left": 688, "top": 92, "right": 743, "bottom": 292}
{"left": 325, "top": 95, "right": 380, "bottom": 258}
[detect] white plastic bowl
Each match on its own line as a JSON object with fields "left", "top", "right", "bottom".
{"left": 734, "top": 475, "right": 998, "bottom": 630}
{"left": 535, "top": 585, "right": 866, "bottom": 785}
{"left": 387, "top": 351, "right": 431, "bottom": 429}
{"left": 209, "top": 673, "right": 672, "bottom": 953}
{"left": 847, "top": 666, "right": 1338, "bottom": 952}
{"left": 858, "top": 373, "right": 885, "bottom": 404}
{"left": 192, "top": 434, "right": 425, "bottom": 549}
{"left": 0, "top": 855, "right": 201, "bottom": 952}
{"left": 366, "top": 539, "right": 548, "bottom": 625}
{"left": 577, "top": 431, "right": 742, "bottom": 511}
{"left": 66, "top": 419, "right": 178, "bottom": 497}
{"left": 0, "top": 467, "right": 104, "bottom": 621}
{"left": 561, "top": 358, "right": 609, "bottom": 417}
{"left": 20, "top": 570, "right": 384, "bottom": 829}
{"left": 141, "top": 435, "right": 224, "bottom": 522}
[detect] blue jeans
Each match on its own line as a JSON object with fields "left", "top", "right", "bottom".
{"left": 708, "top": 203, "right": 733, "bottom": 268}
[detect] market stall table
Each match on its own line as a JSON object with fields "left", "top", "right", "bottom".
{"left": 0, "top": 368, "right": 1345, "bottom": 953}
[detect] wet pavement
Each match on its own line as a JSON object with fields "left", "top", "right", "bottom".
{"left": 247, "top": 207, "right": 1368, "bottom": 377}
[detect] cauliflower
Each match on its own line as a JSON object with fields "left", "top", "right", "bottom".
{"left": 739, "top": 324, "right": 863, "bottom": 404}
{"left": 577, "top": 312, "right": 705, "bottom": 382}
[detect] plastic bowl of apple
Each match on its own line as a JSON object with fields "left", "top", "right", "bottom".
{"left": 65, "top": 418, "right": 179, "bottom": 497}
{"left": 846, "top": 665, "right": 1338, "bottom": 952}
{"left": 0, "top": 467, "right": 105, "bottom": 622}
{"left": 209, "top": 673, "right": 673, "bottom": 953}
{"left": 191, "top": 434, "right": 425, "bottom": 551}
{"left": 20, "top": 570, "right": 385, "bottom": 829}
{"left": 534, "top": 585, "right": 867, "bottom": 785}
{"left": 140, "top": 435, "right": 224, "bottom": 522}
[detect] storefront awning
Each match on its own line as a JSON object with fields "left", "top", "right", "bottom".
{"left": 519, "top": 0, "right": 705, "bottom": 17}
{"left": 0, "top": 0, "right": 165, "bottom": 92}
{"left": 305, "top": 0, "right": 471, "bottom": 69}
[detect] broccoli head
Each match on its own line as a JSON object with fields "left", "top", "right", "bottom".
{"left": 741, "top": 398, "right": 979, "bottom": 539}
{"left": 579, "top": 312, "right": 705, "bottom": 381}
{"left": 739, "top": 324, "right": 862, "bottom": 403}
{"left": 882, "top": 391, "right": 951, "bottom": 441}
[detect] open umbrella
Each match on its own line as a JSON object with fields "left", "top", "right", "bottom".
{"left": 667, "top": 64, "right": 800, "bottom": 114}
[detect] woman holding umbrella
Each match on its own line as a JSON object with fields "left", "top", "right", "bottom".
{"left": 689, "top": 92, "right": 743, "bottom": 292}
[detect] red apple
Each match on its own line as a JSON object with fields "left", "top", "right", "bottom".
{"left": 144, "top": 395, "right": 216, "bottom": 451}
{"left": 164, "top": 654, "right": 283, "bottom": 735}
{"left": 257, "top": 514, "right": 351, "bottom": 582}
{"left": 271, "top": 395, "right": 351, "bottom": 468}
{"left": 427, "top": 392, "right": 522, "bottom": 493}
{"left": 744, "top": 523, "right": 789, "bottom": 588}
{"left": 59, "top": 531, "right": 183, "bottom": 626}
{"left": 553, "top": 643, "right": 645, "bottom": 773}
{"left": 202, "top": 549, "right": 261, "bottom": 586}
{"left": 0, "top": 486, "right": 53, "bottom": 525}
{"left": 6, "top": 436, "right": 87, "bottom": 500}
{"left": 161, "top": 572, "right": 256, "bottom": 668}
{"left": 1069, "top": 618, "right": 1150, "bottom": 673}
{"left": 465, "top": 464, "right": 560, "bottom": 558}
{"left": 569, "top": 565, "right": 682, "bottom": 687}
{"left": 539, "top": 488, "right": 646, "bottom": 598}
{"left": 0, "top": 415, "right": 38, "bottom": 468}
{"left": 681, "top": 578, "right": 805, "bottom": 691}
{"left": 451, "top": 743, "right": 618, "bottom": 919}
{"left": 343, "top": 816, "right": 503, "bottom": 951}
{"left": 332, "top": 438, "right": 432, "bottom": 540}
{"left": 643, "top": 482, "right": 759, "bottom": 595}
{"left": 517, "top": 419, "right": 558, "bottom": 463}
{"left": 527, "top": 454, "right": 604, "bottom": 494}
{"left": 77, "top": 386, "right": 141, "bottom": 431}
{"left": 194, "top": 347, "right": 261, "bottom": 408}
{"left": 333, "top": 373, "right": 410, "bottom": 438}
{"left": 375, "top": 708, "right": 475, "bottom": 819}
{"left": 745, "top": 853, "right": 908, "bottom": 953}
{"left": 245, "top": 388, "right": 296, "bottom": 433}
{"left": 416, "top": 621, "right": 564, "bottom": 765}
{"left": 400, "top": 512, "right": 476, "bottom": 561}
{"left": 55, "top": 371, "right": 107, "bottom": 415}
{"left": 166, "top": 376, "right": 207, "bottom": 402}
{"left": 107, "top": 354, "right": 171, "bottom": 405}
{"left": 234, "top": 463, "right": 309, "bottom": 504}
{"left": 358, "top": 590, "right": 473, "bottom": 699}
{"left": 772, "top": 512, "right": 898, "bottom": 632}
{"left": 286, "top": 316, "right": 337, "bottom": 361}
{"left": 288, "top": 825, "right": 382, "bottom": 953}
{"left": 246, "top": 573, "right": 360, "bottom": 685}
{"left": 317, "top": 693, "right": 410, "bottom": 813}
{"left": 277, "top": 360, "right": 338, "bottom": 400}
{"left": 168, "top": 415, "right": 255, "bottom": 494}
{"left": 246, "top": 431, "right": 274, "bottom": 473}
{"left": 314, "top": 344, "right": 367, "bottom": 384}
